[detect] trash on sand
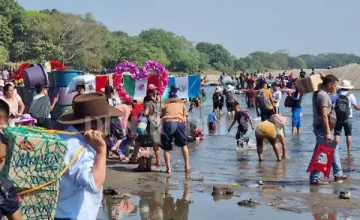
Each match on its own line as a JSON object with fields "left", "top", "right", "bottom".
{"left": 237, "top": 199, "right": 259, "bottom": 207}
{"left": 339, "top": 191, "right": 351, "bottom": 199}
{"left": 212, "top": 186, "right": 234, "bottom": 196}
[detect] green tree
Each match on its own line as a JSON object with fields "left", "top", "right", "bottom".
{"left": 233, "top": 58, "right": 247, "bottom": 72}
{"left": 271, "top": 52, "right": 289, "bottom": 70}
{"left": 119, "top": 36, "right": 170, "bottom": 67}
{"left": 103, "top": 35, "right": 122, "bottom": 69}
{"left": 11, "top": 11, "right": 62, "bottom": 62}
{"left": 198, "top": 52, "right": 210, "bottom": 70}
{"left": 0, "top": 45, "right": 9, "bottom": 65}
{"left": 50, "top": 12, "right": 108, "bottom": 68}
{"left": 0, "top": 0, "right": 27, "bottom": 51}
{"left": 288, "top": 56, "right": 307, "bottom": 69}
{"left": 0, "top": 16, "right": 13, "bottom": 47}
{"left": 112, "top": 31, "right": 129, "bottom": 40}
{"left": 139, "top": 29, "right": 200, "bottom": 72}
{"left": 39, "top": 8, "right": 59, "bottom": 15}
{"left": 196, "top": 42, "right": 234, "bottom": 70}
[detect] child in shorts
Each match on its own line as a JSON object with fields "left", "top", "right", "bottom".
{"left": 208, "top": 110, "right": 219, "bottom": 132}
{"left": 228, "top": 104, "right": 254, "bottom": 147}
{"left": 0, "top": 135, "right": 22, "bottom": 220}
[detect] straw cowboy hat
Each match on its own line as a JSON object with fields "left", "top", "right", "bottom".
{"left": 338, "top": 80, "right": 354, "bottom": 89}
{"left": 163, "top": 98, "right": 184, "bottom": 105}
{"left": 58, "top": 92, "right": 123, "bottom": 125}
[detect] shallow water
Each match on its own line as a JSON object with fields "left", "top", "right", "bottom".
{"left": 101, "top": 87, "right": 360, "bottom": 219}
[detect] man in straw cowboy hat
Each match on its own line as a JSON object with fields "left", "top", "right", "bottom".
{"left": 54, "top": 92, "right": 122, "bottom": 220}
{"left": 331, "top": 80, "right": 360, "bottom": 151}
{"left": 161, "top": 97, "right": 190, "bottom": 174}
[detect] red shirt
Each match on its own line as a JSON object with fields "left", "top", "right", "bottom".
{"left": 131, "top": 107, "right": 143, "bottom": 121}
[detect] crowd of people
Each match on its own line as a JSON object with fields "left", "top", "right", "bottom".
{"left": 0, "top": 67, "right": 359, "bottom": 219}
{"left": 210, "top": 71, "right": 359, "bottom": 186}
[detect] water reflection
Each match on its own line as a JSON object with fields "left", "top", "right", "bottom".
{"left": 98, "top": 184, "right": 191, "bottom": 220}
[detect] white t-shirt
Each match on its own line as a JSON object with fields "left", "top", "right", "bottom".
{"left": 107, "top": 97, "right": 121, "bottom": 107}
{"left": 272, "top": 90, "right": 282, "bottom": 107}
{"left": 333, "top": 91, "right": 357, "bottom": 118}
{"left": 2, "top": 70, "right": 9, "bottom": 80}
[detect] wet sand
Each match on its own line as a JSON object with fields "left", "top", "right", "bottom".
{"left": 102, "top": 88, "right": 360, "bottom": 220}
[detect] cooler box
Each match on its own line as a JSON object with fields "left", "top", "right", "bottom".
{"left": 52, "top": 70, "right": 82, "bottom": 87}
{"left": 23, "top": 64, "right": 47, "bottom": 87}
{"left": 297, "top": 74, "right": 323, "bottom": 94}
{"left": 50, "top": 87, "right": 77, "bottom": 105}
{"left": 17, "top": 87, "right": 37, "bottom": 105}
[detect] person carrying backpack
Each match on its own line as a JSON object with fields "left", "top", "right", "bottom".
{"left": 332, "top": 80, "right": 360, "bottom": 151}
{"left": 256, "top": 80, "right": 274, "bottom": 121}
{"left": 228, "top": 104, "right": 254, "bottom": 147}
{"left": 212, "top": 86, "right": 223, "bottom": 114}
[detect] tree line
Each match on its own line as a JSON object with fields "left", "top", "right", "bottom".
{"left": 1, "top": 0, "right": 360, "bottom": 73}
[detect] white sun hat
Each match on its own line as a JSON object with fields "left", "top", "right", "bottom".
{"left": 338, "top": 80, "right": 354, "bottom": 89}
{"left": 227, "top": 85, "right": 234, "bottom": 91}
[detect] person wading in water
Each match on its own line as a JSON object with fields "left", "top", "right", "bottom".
{"left": 310, "top": 74, "right": 348, "bottom": 185}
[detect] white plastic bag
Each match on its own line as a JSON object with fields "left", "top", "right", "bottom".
{"left": 67, "top": 75, "right": 95, "bottom": 93}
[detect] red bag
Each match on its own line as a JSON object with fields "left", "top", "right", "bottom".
{"left": 307, "top": 136, "right": 337, "bottom": 178}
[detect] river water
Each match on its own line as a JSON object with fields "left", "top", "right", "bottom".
{"left": 100, "top": 87, "right": 360, "bottom": 220}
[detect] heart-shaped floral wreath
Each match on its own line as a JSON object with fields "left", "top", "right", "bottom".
{"left": 112, "top": 60, "right": 169, "bottom": 102}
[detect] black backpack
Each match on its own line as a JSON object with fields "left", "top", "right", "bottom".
{"left": 335, "top": 93, "right": 351, "bottom": 122}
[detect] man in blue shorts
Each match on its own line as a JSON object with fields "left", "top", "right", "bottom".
{"left": 161, "top": 98, "right": 190, "bottom": 175}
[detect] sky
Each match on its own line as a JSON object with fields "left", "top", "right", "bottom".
{"left": 18, "top": 0, "right": 360, "bottom": 57}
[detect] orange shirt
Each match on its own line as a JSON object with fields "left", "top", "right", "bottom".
{"left": 162, "top": 102, "right": 188, "bottom": 123}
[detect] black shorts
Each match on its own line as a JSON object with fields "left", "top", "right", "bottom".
{"left": 334, "top": 119, "right": 352, "bottom": 136}
{"left": 213, "top": 102, "right": 223, "bottom": 110}
{"left": 208, "top": 122, "right": 216, "bottom": 132}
